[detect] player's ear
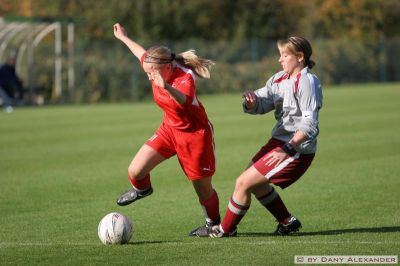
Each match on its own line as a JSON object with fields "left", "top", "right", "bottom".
{"left": 297, "top": 52, "right": 305, "bottom": 64}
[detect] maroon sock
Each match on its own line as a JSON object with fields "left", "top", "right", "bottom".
{"left": 220, "top": 197, "right": 249, "bottom": 234}
{"left": 199, "top": 190, "right": 220, "bottom": 224}
{"left": 257, "top": 187, "right": 290, "bottom": 223}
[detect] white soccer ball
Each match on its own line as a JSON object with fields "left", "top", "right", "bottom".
{"left": 98, "top": 212, "right": 133, "bottom": 245}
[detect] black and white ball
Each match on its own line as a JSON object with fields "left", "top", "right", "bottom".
{"left": 98, "top": 212, "right": 133, "bottom": 245}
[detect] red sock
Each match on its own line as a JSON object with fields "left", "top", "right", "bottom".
{"left": 220, "top": 197, "right": 249, "bottom": 234}
{"left": 128, "top": 173, "right": 151, "bottom": 191}
{"left": 257, "top": 187, "right": 290, "bottom": 223}
{"left": 199, "top": 190, "right": 220, "bottom": 224}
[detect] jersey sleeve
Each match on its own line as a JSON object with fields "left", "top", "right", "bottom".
{"left": 297, "top": 75, "right": 323, "bottom": 139}
{"left": 140, "top": 52, "right": 147, "bottom": 68}
{"left": 174, "top": 73, "right": 196, "bottom": 107}
{"left": 243, "top": 75, "right": 275, "bottom": 115}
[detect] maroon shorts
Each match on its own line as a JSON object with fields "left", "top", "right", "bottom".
{"left": 145, "top": 122, "right": 216, "bottom": 180}
{"left": 252, "top": 138, "right": 315, "bottom": 189}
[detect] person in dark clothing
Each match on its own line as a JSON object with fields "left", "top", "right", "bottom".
{"left": 0, "top": 53, "right": 24, "bottom": 112}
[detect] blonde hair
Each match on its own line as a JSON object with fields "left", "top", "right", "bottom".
{"left": 144, "top": 46, "right": 215, "bottom": 79}
{"left": 277, "top": 37, "right": 315, "bottom": 69}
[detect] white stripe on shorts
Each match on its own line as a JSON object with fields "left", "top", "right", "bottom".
{"left": 265, "top": 153, "right": 300, "bottom": 179}
{"left": 208, "top": 120, "right": 216, "bottom": 165}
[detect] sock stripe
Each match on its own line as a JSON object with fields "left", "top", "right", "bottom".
{"left": 257, "top": 187, "right": 278, "bottom": 205}
{"left": 228, "top": 198, "right": 249, "bottom": 215}
{"left": 230, "top": 198, "right": 250, "bottom": 210}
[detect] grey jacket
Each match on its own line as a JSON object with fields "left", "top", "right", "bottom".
{"left": 244, "top": 67, "right": 323, "bottom": 154}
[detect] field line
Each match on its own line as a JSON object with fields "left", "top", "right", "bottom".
{"left": 0, "top": 240, "right": 399, "bottom": 247}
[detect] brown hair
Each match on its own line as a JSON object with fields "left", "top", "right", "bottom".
{"left": 144, "top": 46, "right": 215, "bottom": 79}
{"left": 277, "top": 37, "right": 315, "bottom": 69}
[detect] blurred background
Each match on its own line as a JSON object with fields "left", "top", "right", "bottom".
{"left": 0, "top": 0, "right": 399, "bottom": 105}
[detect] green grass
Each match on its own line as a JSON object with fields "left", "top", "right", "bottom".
{"left": 1, "top": 82, "right": 399, "bottom": 265}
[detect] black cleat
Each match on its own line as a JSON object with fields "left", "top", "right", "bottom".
{"left": 274, "top": 216, "right": 302, "bottom": 235}
{"left": 189, "top": 218, "right": 222, "bottom": 237}
{"left": 116, "top": 187, "right": 153, "bottom": 206}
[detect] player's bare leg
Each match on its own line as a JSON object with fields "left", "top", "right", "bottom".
{"left": 117, "top": 144, "right": 166, "bottom": 206}
{"left": 232, "top": 166, "right": 268, "bottom": 205}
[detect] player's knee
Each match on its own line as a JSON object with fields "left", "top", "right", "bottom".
{"left": 234, "top": 176, "right": 252, "bottom": 194}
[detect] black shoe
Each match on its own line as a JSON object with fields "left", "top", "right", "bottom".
{"left": 274, "top": 216, "right": 302, "bottom": 235}
{"left": 116, "top": 187, "right": 153, "bottom": 206}
{"left": 189, "top": 219, "right": 220, "bottom": 237}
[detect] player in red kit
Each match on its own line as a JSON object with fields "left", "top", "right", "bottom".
{"left": 113, "top": 23, "right": 220, "bottom": 236}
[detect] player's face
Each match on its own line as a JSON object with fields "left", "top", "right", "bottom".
{"left": 143, "top": 62, "right": 173, "bottom": 81}
{"left": 7, "top": 58, "right": 16, "bottom": 66}
{"left": 278, "top": 48, "right": 303, "bottom": 75}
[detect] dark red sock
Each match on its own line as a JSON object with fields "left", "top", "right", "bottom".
{"left": 128, "top": 173, "right": 151, "bottom": 191}
{"left": 199, "top": 190, "right": 220, "bottom": 224}
{"left": 257, "top": 187, "right": 290, "bottom": 223}
{"left": 220, "top": 197, "right": 249, "bottom": 234}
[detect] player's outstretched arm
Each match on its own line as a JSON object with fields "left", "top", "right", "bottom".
{"left": 151, "top": 70, "right": 187, "bottom": 105}
{"left": 113, "top": 23, "right": 146, "bottom": 60}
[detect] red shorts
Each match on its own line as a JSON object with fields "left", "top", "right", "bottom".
{"left": 252, "top": 138, "right": 315, "bottom": 189}
{"left": 145, "top": 122, "right": 216, "bottom": 180}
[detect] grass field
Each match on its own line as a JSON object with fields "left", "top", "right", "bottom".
{"left": 1, "top": 83, "right": 399, "bottom": 265}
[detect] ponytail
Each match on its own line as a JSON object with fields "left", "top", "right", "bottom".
{"left": 144, "top": 46, "right": 215, "bottom": 79}
{"left": 175, "top": 50, "right": 215, "bottom": 79}
{"left": 306, "top": 58, "right": 316, "bottom": 69}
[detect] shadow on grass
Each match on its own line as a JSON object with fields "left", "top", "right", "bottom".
{"left": 240, "top": 226, "right": 400, "bottom": 237}
{"left": 127, "top": 240, "right": 180, "bottom": 245}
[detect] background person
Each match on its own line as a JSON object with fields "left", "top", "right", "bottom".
{"left": 205, "top": 36, "right": 323, "bottom": 237}
{"left": 113, "top": 23, "right": 221, "bottom": 236}
{"left": 0, "top": 51, "right": 24, "bottom": 112}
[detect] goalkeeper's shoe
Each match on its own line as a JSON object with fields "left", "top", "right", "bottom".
{"left": 209, "top": 225, "right": 237, "bottom": 238}
{"left": 189, "top": 220, "right": 219, "bottom": 237}
{"left": 116, "top": 187, "right": 153, "bottom": 206}
{"left": 274, "top": 216, "right": 302, "bottom": 235}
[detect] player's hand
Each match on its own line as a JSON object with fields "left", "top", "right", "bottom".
{"left": 113, "top": 23, "right": 127, "bottom": 40}
{"left": 263, "top": 148, "right": 288, "bottom": 167}
{"left": 242, "top": 91, "right": 257, "bottom": 109}
{"left": 150, "top": 71, "right": 165, "bottom": 88}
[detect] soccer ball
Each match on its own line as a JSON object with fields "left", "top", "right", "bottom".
{"left": 98, "top": 212, "right": 133, "bottom": 245}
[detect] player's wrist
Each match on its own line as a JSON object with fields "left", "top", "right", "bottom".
{"left": 243, "top": 101, "right": 255, "bottom": 110}
{"left": 281, "top": 143, "right": 297, "bottom": 156}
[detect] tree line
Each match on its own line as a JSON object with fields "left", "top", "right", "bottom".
{"left": 2, "top": 0, "right": 399, "bottom": 42}
{"left": 1, "top": 0, "right": 399, "bottom": 103}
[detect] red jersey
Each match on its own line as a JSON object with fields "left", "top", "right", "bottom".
{"left": 141, "top": 54, "right": 209, "bottom": 131}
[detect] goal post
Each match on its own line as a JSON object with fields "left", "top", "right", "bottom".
{"left": 0, "top": 16, "right": 75, "bottom": 103}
